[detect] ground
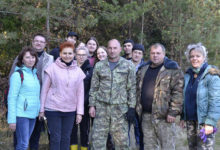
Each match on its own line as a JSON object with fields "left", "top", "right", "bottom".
{"left": 0, "top": 109, "right": 220, "bottom": 150}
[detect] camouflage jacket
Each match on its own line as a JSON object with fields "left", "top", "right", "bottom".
{"left": 136, "top": 57, "right": 184, "bottom": 119}
{"left": 89, "top": 57, "right": 136, "bottom": 108}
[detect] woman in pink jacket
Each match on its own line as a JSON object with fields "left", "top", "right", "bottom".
{"left": 39, "top": 42, "right": 85, "bottom": 150}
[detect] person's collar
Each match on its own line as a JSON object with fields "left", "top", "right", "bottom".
{"left": 37, "top": 51, "right": 44, "bottom": 57}
{"left": 61, "top": 58, "right": 73, "bottom": 66}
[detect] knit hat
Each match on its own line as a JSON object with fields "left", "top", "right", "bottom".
{"left": 67, "top": 31, "right": 79, "bottom": 40}
{"left": 132, "top": 44, "right": 145, "bottom": 52}
{"left": 123, "top": 39, "right": 134, "bottom": 46}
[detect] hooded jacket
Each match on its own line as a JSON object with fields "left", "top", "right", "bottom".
{"left": 182, "top": 65, "right": 220, "bottom": 127}
{"left": 40, "top": 58, "right": 85, "bottom": 115}
{"left": 8, "top": 66, "right": 40, "bottom": 124}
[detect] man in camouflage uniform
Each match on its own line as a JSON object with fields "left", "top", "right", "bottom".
{"left": 136, "top": 43, "right": 184, "bottom": 150}
{"left": 89, "top": 39, "right": 136, "bottom": 150}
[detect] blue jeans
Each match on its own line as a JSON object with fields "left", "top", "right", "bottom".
{"left": 45, "top": 111, "right": 75, "bottom": 150}
{"left": 15, "top": 117, "right": 36, "bottom": 150}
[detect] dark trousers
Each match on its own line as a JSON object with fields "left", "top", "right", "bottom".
{"left": 45, "top": 111, "right": 75, "bottom": 150}
{"left": 29, "top": 119, "right": 44, "bottom": 150}
{"left": 70, "top": 111, "right": 90, "bottom": 147}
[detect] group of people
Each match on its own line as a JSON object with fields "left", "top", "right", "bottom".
{"left": 6, "top": 31, "right": 220, "bottom": 150}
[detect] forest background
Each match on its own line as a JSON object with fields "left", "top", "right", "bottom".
{"left": 0, "top": 0, "right": 220, "bottom": 149}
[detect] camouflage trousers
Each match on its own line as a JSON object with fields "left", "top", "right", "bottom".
{"left": 90, "top": 102, "right": 130, "bottom": 150}
{"left": 186, "top": 120, "right": 215, "bottom": 150}
{"left": 142, "top": 113, "right": 176, "bottom": 150}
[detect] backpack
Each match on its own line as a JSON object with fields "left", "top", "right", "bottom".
{"left": 3, "top": 69, "right": 24, "bottom": 110}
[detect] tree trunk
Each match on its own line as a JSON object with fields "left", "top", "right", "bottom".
{"left": 140, "top": 0, "right": 145, "bottom": 44}
{"left": 46, "top": 0, "right": 50, "bottom": 51}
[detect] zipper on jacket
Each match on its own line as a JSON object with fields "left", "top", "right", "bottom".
{"left": 110, "top": 70, "right": 113, "bottom": 103}
{"left": 67, "top": 68, "right": 70, "bottom": 87}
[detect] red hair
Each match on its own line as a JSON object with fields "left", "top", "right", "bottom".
{"left": 59, "top": 42, "right": 75, "bottom": 52}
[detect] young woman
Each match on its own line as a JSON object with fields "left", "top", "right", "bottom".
{"left": 96, "top": 46, "right": 108, "bottom": 61}
{"left": 7, "top": 47, "right": 40, "bottom": 150}
{"left": 39, "top": 42, "right": 85, "bottom": 150}
{"left": 180, "top": 43, "right": 220, "bottom": 150}
{"left": 86, "top": 37, "right": 99, "bottom": 67}
{"left": 70, "top": 46, "right": 93, "bottom": 150}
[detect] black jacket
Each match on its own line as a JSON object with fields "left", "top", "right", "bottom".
{"left": 50, "top": 47, "right": 60, "bottom": 61}
{"left": 81, "top": 59, "right": 93, "bottom": 107}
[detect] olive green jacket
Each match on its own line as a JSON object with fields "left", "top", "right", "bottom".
{"left": 89, "top": 57, "right": 136, "bottom": 108}
{"left": 136, "top": 57, "right": 184, "bottom": 119}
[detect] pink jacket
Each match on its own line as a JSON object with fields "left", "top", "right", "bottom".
{"left": 40, "top": 58, "right": 85, "bottom": 115}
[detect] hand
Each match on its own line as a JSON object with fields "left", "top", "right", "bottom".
{"left": 38, "top": 112, "right": 45, "bottom": 121}
{"left": 9, "top": 123, "right": 16, "bottom": 131}
{"left": 76, "top": 115, "right": 82, "bottom": 124}
{"left": 89, "top": 106, "right": 96, "bottom": 118}
{"left": 179, "top": 120, "right": 185, "bottom": 128}
{"left": 167, "top": 115, "right": 176, "bottom": 123}
{"left": 126, "top": 108, "right": 136, "bottom": 124}
{"left": 204, "top": 125, "right": 213, "bottom": 135}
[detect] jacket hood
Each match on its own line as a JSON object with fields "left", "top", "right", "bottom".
{"left": 208, "top": 66, "right": 220, "bottom": 77}
{"left": 15, "top": 65, "right": 37, "bottom": 74}
{"left": 55, "top": 57, "right": 78, "bottom": 69}
{"left": 185, "top": 65, "right": 220, "bottom": 79}
{"left": 140, "top": 56, "right": 179, "bottom": 70}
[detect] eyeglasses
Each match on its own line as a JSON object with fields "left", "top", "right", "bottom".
{"left": 77, "top": 54, "right": 87, "bottom": 57}
{"left": 33, "top": 40, "right": 46, "bottom": 44}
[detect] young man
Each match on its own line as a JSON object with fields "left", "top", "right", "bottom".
{"left": 50, "top": 31, "right": 79, "bottom": 60}
{"left": 136, "top": 43, "right": 184, "bottom": 150}
{"left": 123, "top": 39, "right": 134, "bottom": 60}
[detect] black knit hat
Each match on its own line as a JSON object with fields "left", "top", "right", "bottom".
{"left": 67, "top": 31, "right": 79, "bottom": 40}
{"left": 123, "top": 39, "right": 134, "bottom": 46}
{"left": 132, "top": 44, "right": 145, "bottom": 52}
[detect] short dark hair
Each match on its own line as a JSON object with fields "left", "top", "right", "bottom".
{"left": 67, "top": 31, "right": 79, "bottom": 40}
{"left": 59, "top": 42, "right": 75, "bottom": 52}
{"left": 17, "top": 47, "right": 38, "bottom": 69}
{"left": 33, "top": 33, "right": 47, "bottom": 42}
{"left": 123, "top": 39, "right": 134, "bottom": 46}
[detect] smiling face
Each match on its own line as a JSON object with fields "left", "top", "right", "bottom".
{"left": 22, "top": 51, "right": 36, "bottom": 68}
{"left": 60, "top": 47, "right": 75, "bottom": 63}
{"left": 32, "top": 35, "right": 46, "bottom": 52}
{"left": 97, "top": 47, "right": 107, "bottom": 61}
{"left": 189, "top": 50, "right": 205, "bottom": 68}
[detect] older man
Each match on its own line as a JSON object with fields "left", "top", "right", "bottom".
{"left": 136, "top": 43, "right": 184, "bottom": 150}
{"left": 89, "top": 39, "right": 136, "bottom": 149}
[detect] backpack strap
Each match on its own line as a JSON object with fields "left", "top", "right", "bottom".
{"left": 16, "top": 69, "right": 24, "bottom": 84}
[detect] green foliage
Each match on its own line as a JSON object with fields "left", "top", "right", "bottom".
{"left": 0, "top": 0, "right": 220, "bottom": 76}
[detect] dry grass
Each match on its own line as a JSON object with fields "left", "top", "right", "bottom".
{"left": 1, "top": 109, "right": 220, "bottom": 150}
